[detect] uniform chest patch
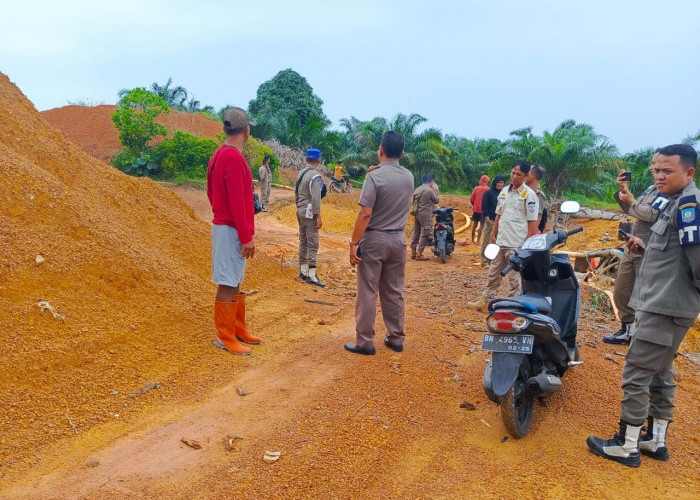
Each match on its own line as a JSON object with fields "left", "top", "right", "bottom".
{"left": 652, "top": 195, "right": 669, "bottom": 211}
{"left": 677, "top": 196, "right": 700, "bottom": 245}
{"left": 520, "top": 190, "right": 528, "bottom": 199}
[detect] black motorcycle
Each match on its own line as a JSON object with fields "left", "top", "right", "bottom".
{"left": 431, "top": 206, "right": 456, "bottom": 263}
{"left": 481, "top": 201, "right": 583, "bottom": 437}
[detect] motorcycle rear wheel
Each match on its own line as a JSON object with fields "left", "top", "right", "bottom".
{"left": 439, "top": 247, "right": 447, "bottom": 263}
{"left": 499, "top": 357, "right": 533, "bottom": 438}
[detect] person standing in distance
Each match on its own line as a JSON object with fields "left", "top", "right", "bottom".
{"left": 207, "top": 107, "right": 261, "bottom": 356}
{"left": 469, "top": 175, "right": 490, "bottom": 244}
{"left": 259, "top": 155, "right": 272, "bottom": 208}
{"left": 605, "top": 153, "right": 666, "bottom": 345}
{"left": 296, "top": 148, "right": 326, "bottom": 287}
{"left": 410, "top": 172, "right": 439, "bottom": 261}
{"left": 525, "top": 164, "right": 547, "bottom": 233}
{"left": 467, "top": 159, "right": 539, "bottom": 310}
{"left": 479, "top": 174, "right": 505, "bottom": 267}
{"left": 345, "top": 131, "right": 414, "bottom": 355}
{"left": 587, "top": 144, "right": 700, "bottom": 467}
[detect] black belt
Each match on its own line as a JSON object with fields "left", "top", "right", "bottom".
{"left": 366, "top": 228, "right": 404, "bottom": 232}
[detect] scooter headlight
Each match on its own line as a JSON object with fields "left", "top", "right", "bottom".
{"left": 487, "top": 311, "right": 530, "bottom": 333}
{"left": 521, "top": 234, "right": 547, "bottom": 250}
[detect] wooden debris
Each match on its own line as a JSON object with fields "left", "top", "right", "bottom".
{"left": 37, "top": 301, "right": 65, "bottom": 321}
{"left": 67, "top": 416, "right": 78, "bottom": 435}
{"left": 460, "top": 401, "right": 476, "bottom": 410}
{"left": 236, "top": 386, "right": 246, "bottom": 396}
{"left": 304, "top": 298, "right": 336, "bottom": 306}
{"left": 181, "top": 438, "right": 202, "bottom": 450}
{"left": 480, "top": 419, "right": 492, "bottom": 428}
{"left": 434, "top": 354, "right": 458, "bottom": 367}
{"left": 129, "top": 381, "right": 162, "bottom": 398}
{"left": 571, "top": 208, "right": 625, "bottom": 220}
{"left": 245, "top": 289, "right": 259, "bottom": 295}
{"left": 614, "top": 351, "right": 627, "bottom": 357}
{"left": 605, "top": 353, "right": 620, "bottom": 365}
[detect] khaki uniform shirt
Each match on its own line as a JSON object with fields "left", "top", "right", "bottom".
{"left": 616, "top": 185, "right": 666, "bottom": 258}
{"left": 413, "top": 184, "right": 440, "bottom": 219}
{"left": 629, "top": 182, "right": 700, "bottom": 325}
{"left": 495, "top": 183, "right": 539, "bottom": 248}
{"left": 295, "top": 165, "right": 323, "bottom": 216}
{"left": 259, "top": 165, "right": 270, "bottom": 184}
{"left": 359, "top": 160, "right": 414, "bottom": 230}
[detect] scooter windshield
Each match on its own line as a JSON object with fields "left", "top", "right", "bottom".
{"left": 521, "top": 234, "right": 548, "bottom": 250}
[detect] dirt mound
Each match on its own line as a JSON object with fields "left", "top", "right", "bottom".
{"left": 40, "top": 104, "right": 222, "bottom": 162}
{"left": 0, "top": 73, "right": 286, "bottom": 476}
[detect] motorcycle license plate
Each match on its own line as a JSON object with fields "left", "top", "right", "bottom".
{"left": 481, "top": 333, "right": 534, "bottom": 354}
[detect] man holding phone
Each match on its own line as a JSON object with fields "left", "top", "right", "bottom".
{"left": 606, "top": 155, "right": 667, "bottom": 344}
{"left": 588, "top": 144, "right": 700, "bottom": 467}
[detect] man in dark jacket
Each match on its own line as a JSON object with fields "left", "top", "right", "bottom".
{"left": 479, "top": 174, "right": 505, "bottom": 267}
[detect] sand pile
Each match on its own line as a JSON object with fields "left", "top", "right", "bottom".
{"left": 41, "top": 104, "right": 222, "bottom": 162}
{"left": 0, "top": 73, "right": 281, "bottom": 472}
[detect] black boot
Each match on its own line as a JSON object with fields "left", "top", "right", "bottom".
{"left": 603, "top": 323, "right": 633, "bottom": 345}
{"left": 639, "top": 417, "right": 670, "bottom": 461}
{"left": 586, "top": 420, "right": 642, "bottom": 467}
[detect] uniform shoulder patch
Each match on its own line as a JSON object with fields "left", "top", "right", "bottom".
{"left": 527, "top": 200, "right": 537, "bottom": 213}
{"left": 367, "top": 165, "right": 381, "bottom": 172}
{"left": 677, "top": 195, "right": 700, "bottom": 245}
{"left": 641, "top": 185, "right": 655, "bottom": 197}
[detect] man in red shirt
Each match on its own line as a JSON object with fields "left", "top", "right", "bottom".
{"left": 469, "top": 175, "right": 490, "bottom": 244}
{"left": 206, "top": 107, "right": 260, "bottom": 355}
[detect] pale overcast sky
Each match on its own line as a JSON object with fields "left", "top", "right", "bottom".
{"left": 1, "top": 0, "right": 698, "bottom": 153}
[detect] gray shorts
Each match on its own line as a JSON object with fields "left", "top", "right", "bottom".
{"left": 212, "top": 224, "right": 246, "bottom": 287}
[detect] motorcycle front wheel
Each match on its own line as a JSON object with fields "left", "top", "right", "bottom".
{"left": 499, "top": 357, "right": 533, "bottom": 438}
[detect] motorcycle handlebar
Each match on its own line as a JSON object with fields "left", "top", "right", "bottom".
{"left": 566, "top": 226, "right": 584, "bottom": 237}
{"left": 501, "top": 264, "right": 513, "bottom": 276}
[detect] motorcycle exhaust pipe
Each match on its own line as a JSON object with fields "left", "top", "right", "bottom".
{"left": 526, "top": 373, "right": 563, "bottom": 393}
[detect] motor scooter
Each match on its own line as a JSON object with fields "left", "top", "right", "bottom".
{"left": 481, "top": 201, "right": 583, "bottom": 438}
{"left": 431, "top": 206, "right": 456, "bottom": 263}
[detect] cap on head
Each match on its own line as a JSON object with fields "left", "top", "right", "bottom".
{"left": 222, "top": 107, "right": 254, "bottom": 129}
{"left": 306, "top": 148, "right": 321, "bottom": 160}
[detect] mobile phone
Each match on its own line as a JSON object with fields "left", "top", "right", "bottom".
{"left": 621, "top": 171, "right": 632, "bottom": 182}
{"left": 619, "top": 230, "right": 645, "bottom": 253}
{"left": 356, "top": 244, "right": 362, "bottom": 258}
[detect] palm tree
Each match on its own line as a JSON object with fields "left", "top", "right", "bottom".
{"left": 530, "top": 120, "right": 617, "bottom": 197}
{"left": 150, "top": 78, "right": 188, "bottom": 108}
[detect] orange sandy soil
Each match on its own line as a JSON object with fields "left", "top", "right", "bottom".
{"left": 40, "top": 104, "right": 222, "bottom": 163}
{"left": 1, "top": 72, "right": 699, "bottom": 499}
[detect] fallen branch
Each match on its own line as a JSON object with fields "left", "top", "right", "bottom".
{"left": 304, "top": 298, "right": 337, "bottom": 306}
{"left": 434, "top": 353, "right": 458, "bottom": 367}
{"left": 67, "top": 416, "right": 78, "bottom": 435}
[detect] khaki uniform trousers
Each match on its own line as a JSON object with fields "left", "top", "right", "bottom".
{"left": 484, "top": 247, "right": 520, "bottom": 299}
{"left": 612, "top": 252, "right": 642, "bottom": 324}
{"left": 260, "top": 179, "right": 271, "bottom": 205}
{"left": 620, "top": 311, "right": 693, "bottom": 424}
{"left": 480, "top": 219, "right": 495, "bottom": 266}
{"left": 355, "top": 231, "right": 407, "bottom": 348}
{"left": 297, "top": 213, "right": 319, "bottom": 267}
{"left": 410, "top": 213, "right": 432, "bottom": 253}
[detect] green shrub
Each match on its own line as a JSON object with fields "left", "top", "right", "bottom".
{"left": 243, "top": 137, "right": 278, "bottom": 180}
{"left": 151, "top": 131, "right": 218, "bottom": 180}
{"left": 112, "top": 150, "right": 160, "bottom": 177}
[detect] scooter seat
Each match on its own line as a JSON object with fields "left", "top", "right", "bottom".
{"left": 489, "top": 293, "right": 552, "bottom": 315}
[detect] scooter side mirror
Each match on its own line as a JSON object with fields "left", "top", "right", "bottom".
{"left": 483, "top": 243, "right": 500, "bottom": 260}
{"left": 559, "top": 201, "right": 581, "bottom": 214}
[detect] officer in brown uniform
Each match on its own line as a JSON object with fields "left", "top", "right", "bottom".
{"left": 606, "top": 153, "right": 667, "bottom": 344}
{"left": 345, "top": 131, "right": 414, "bottom": 355}
{"left": 410, "top": 173, "right": 440, "bottom": 261}
{"left": 295, "top": 148, "right": 325, "bottom": 287}
{"left": 259, "top": 155, "right": 271, "bottom": 207}
{"left": 587, "top": 144, "right": 700, "bottom": 468}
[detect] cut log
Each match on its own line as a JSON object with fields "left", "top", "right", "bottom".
{"left": 571, "top": 208, "right": 625, "bottom": 220}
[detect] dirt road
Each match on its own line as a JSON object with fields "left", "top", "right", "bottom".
{"left": 3, "top": 187, "right": 699, "bottom": 500}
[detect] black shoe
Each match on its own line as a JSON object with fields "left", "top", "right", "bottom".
{"left": 306, "top": 276, "right": 326, "bottom": 288}
{"left": 603, "top": 323, "right": 632, "bottom": 345}
{"left": 384, "top": 337, "right": 404, "bottom": 352}
{"left": 344, "top": 343, "right": 376, "bottom": 355}
{"left": 298, "top": 273, "right": 310, "bottom": 282}
{"left": 586, "top": 420, "right": 642, "bottom": 468}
